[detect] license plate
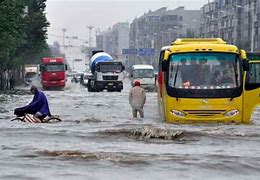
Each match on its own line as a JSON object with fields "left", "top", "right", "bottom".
{"left": 108, "top": 83, "right": 113, "bottom": 86}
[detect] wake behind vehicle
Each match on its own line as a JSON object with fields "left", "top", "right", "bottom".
{"left": 157, "top": 38, "right": 260, "bottom": 124}
{"left": 40, "top": 57, "right": 67, "bottom": 90}
{"left": 130, "top": 64, "right": 156, "bottom": 92}
{"left": 87, "top": 51, "right": 125, "bottom": 92}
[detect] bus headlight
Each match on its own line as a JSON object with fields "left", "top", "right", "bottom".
{"left": 170, "top": 109, "right": 187, "bottom": 117}
{"left": 224, "top": 109, "right": 239, "bottom": 117}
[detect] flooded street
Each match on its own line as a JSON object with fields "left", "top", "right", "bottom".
{"left": 1, "top": 79, "right": 260, "bottom": 180}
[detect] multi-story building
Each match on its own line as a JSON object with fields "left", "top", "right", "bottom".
{"left": 129, "top": 6, "right": 200, "bottom": 68}
{"left": 256, "top": 0, "right": 260, "bottom": 51}
{"left": 96, "top": 22, "right": 129, "bottom": 62}
{"left": 200, "top": 0, "right": 259, "bottom": 52}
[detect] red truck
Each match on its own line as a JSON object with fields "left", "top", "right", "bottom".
{"left": 40, "top": 57, "right": 67, "bottom": 89}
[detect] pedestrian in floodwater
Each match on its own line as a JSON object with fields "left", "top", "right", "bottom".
{"left": 129, "top": 80, "right": 146, "bottom": 118}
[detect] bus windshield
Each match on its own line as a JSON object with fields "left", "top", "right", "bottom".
{"left": 168, "top": 52, "right": 241, "bottom": 90}
{"left": 45, "top": 64, "right": 65, "bottom": 72}
{"left": 133, "top": 69, "right": 154, "bottom": 78}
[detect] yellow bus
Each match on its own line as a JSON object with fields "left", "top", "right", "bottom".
{"left": 157, "top": 38, "right": 260, "bottom": 124}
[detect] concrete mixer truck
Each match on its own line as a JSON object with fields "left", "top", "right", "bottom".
{"left": 87, "top": 51, "right": 125, "bottom": 92}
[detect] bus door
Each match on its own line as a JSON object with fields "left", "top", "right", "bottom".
{"left": 243, "top": 60, "right": 260, "bottom": 123}
{"left": 157, "top": 47, "right": 171, "bottom": 121}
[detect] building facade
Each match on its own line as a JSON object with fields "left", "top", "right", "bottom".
{"left": 129, "top": 6, "right": 200, "bottom": 69}
{"left": 96, "top": 22, "right": 129, "bottom": 62}
{"left": 200, "top": 0, "right": 260, "bottom": 51}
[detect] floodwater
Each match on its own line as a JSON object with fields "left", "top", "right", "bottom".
{"left": 1, "top": 79, "right": 260, "bottom": 180}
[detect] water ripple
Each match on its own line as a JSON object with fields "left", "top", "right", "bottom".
{"left": 38, "top": 150, "right": 188, "bottom": 164}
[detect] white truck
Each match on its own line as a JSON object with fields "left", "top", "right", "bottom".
{"left": 24, "top": 64, "right": 39, "bottom": 85}
{"left": 87, "top": 51, "right": 125, "bottom": 92}
{"left": 130, "top": 64, "right": 156, "bottom": 92}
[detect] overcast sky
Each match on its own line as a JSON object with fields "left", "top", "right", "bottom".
{"left": 46, "top": 0, "right": 209, "bottom": 45}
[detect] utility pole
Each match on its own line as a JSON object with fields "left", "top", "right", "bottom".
{"left": 61, "top": 28, "right": 67, "bottom": 47}
{"left": 87, "top": 25, "right": 94, "bottom": 48}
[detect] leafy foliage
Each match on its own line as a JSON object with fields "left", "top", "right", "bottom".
{"left": 0, "top": 0, "right": 50, "bottom": 71}
{"left": 0, "top": 0, "right": 25, "bottom": 71}
{"left": 17, "top": 0, "right": 50, "bottom": 64}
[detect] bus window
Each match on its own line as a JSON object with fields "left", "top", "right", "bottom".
{"left": 245, "top": 63, "right": 260, "bottom": 90}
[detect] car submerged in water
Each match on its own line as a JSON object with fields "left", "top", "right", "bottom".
{"left": 70, "top": 72, "right": 83, "bottom": 83}
{"left": 80, "top": 73, "right": 92, "bottom": 87}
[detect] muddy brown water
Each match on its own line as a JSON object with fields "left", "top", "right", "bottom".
{"left": 1, "top": 79, "right": 260, "bottom": 179}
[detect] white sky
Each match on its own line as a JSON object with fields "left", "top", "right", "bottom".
{"left": 46, "top": 0, "right": 209, "bottom": 45}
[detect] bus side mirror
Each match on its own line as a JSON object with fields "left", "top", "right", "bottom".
{"left": 65, "top": 64, "right": 68, "bottom": 70}
{"left": 39, "top": 64, "right": 45, "bottom": 72}
{"left": 162, "top": 60, "right": 167, "bottom": 71}
{"left": 122, "top": 65, "right": 125, "bottom": 71}
{"left": 243, "top": 60, "right": 249, "bottom": 71}
{"left": 161, "top": 50, "right": 170, "bottom": 72}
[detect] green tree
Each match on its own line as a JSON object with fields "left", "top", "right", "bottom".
{"left": 17, "top": 0, "right": 50, "bottom": 64}
{"left": 0, "top": 0, "right": 25, "bottom": 69}
{"left": 0, "top": 0, "right": 25, "bottom": 89}
{"left": 0, "top": 0, "right": 50, "bottom": 90}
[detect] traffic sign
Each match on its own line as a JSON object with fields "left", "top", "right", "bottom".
{"left": 74, "top": 59, "right": 83, "bottom": 62}
{"left": 122, "top": 48, "right": 138, "bottom": 55}
{"left": 138, "top": 48, "right": 155, "bottom": 56}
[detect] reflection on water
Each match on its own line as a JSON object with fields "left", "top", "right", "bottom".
{"left": 1, "top": 80, "right": 260, "bottom": 179}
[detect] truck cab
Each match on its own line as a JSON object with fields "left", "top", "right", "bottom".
{"left": 40, "top": 57, "right": 67, "bottom": 89}
{"left": 87, "top": 51, "right": 125, "bottom": 92}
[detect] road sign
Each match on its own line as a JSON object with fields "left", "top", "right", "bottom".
{"left": 138, "top": 48, "right": 155, "bottom": 56}
{"left": 122, "top": 48, "right": 138, "bottom": 55}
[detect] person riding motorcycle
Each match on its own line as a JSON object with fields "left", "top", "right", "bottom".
{"left": 14, "top": 86, "right": 51, "bottom": 122}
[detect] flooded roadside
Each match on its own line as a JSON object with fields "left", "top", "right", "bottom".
{"left": 1, "top": 81, "right": 260, "bottom": 179}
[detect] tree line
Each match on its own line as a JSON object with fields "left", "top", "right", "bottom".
{"left": 0, "top": 0, "right": 50, "bottom": 90}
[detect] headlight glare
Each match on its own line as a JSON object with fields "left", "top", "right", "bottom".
{"left": 170, "top": 109, "right": 186, "bottom": 117}
{"left": 224, "top": 109, "right": 239, "bottom": 117}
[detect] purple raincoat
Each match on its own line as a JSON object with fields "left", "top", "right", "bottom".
{"left": 15, "top": 89, "right": 51, "bottom": 118}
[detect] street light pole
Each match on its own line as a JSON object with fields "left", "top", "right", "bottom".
{"left": 61, "top": 28, "right": 67, "bottom": 47}
{"left": 87, "top": 25, "right": 93, "bottom": 48}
